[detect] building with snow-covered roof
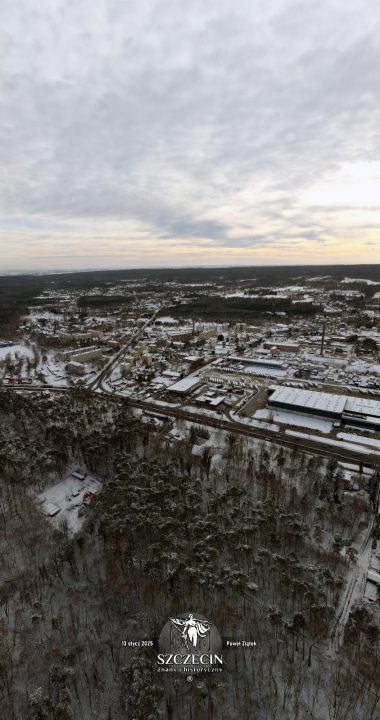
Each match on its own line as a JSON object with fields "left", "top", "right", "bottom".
{"left": 67, "top": 360, "right": 85, "bottom": 375}
{"left": 268, "top": 386, "right": 346, "bottom": 419}
{"left": 268, "top": 386, "right": 380, "bottom": 430}
{"left": 168, "top": 376, "right": 202, "bottom": 395}
{"left": 229, "top": 356, "right": 287, "bottom": 370}
{"left": 343, "top": 397, "right": 380, "bottom": 431}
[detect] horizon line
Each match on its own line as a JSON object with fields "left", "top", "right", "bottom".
{"left": 1, "top": 261, "right": 380, "bottom": 278}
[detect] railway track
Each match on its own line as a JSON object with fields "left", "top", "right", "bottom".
{"left": 3, "top": 382, "right": 379, "bottom": 469}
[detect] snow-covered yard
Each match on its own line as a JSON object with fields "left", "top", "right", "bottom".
{"left": 35, "top": 473, "right": 102, "bottom": 535}
{"left": 254, "top": 408, "right": 333, "bottom": 433}
{"left": 337, "top": 432, "right": 380, "bottom": 450}
{"left": 286, "top": 430, "right": 380, "bottom": 456}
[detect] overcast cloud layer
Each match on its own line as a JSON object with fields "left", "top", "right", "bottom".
{"left": 1, "top": 0, "right": 380, "bottom": 270}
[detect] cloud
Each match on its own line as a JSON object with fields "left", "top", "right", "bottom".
{"left": 0, "top": 0, "right": 380, "bottom": 269}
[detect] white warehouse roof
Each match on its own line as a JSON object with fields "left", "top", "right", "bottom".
{"left": 269, "top": 386, "right": 347, "bottom": 415}
{"left": 168, "top": 376, "right": 201, "bottom": 394}
{"left": 345, "top": 396, "right": 380, "bottom": 419}
{"left": 269, "top": 386, "right": 380, "bottom": 425}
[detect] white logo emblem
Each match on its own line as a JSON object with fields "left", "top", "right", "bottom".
{"left": 170, "top": 613, "right": 211, "bottom": 650}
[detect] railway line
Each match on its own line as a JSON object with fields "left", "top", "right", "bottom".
{"left": 3, "top": 381, "right": 380, "bottom": 469}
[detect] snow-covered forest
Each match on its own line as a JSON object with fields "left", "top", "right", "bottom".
{"left": 0, "top": 388, "right": 379, "bottom": 719}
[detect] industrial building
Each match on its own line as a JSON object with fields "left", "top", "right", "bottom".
{"left": 168, "top": 376, "right": 202, "bottom": 396}
{"left": 230, "top": 357, "right": 287, "bottom": 370}
{"left": 268, "top": 386, "right": 380, "bottom": 429}
{"left": 343, "top": 397, "right": 380, "bottom": 430}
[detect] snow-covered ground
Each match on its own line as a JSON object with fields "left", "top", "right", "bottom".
{"left": 337, "top": 432, "right": 380, "bottom": 449}
{"left": 40, "top": 360, "right": 69, "bottom": 386}
{"left": 286, "top": 430, "right": 380, "bottom": 456}
{"left": 27, "top": 310, "right": 65, "bottom": 321}
{"left": 0, "top": 344, "right": 35, "bottom": 360}
{"left": 236, "top": 415, "right": 279, "bottom": 432}
{"left": 364, "top": 581, "right": 377, "bottom": 602}
{"left": 254, "top": 408, "right": 333, "bottom": 433}
{"left": 242, "top": 365, "right": 288, "bottom": 378}
{"left": 35, "top": 473, "right": 102, "bottom": 535}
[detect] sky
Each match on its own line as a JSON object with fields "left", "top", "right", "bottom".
{"left": 1, "top": 0, "right": 380, "bottom": 271}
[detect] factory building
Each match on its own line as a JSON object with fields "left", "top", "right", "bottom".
{"left": 268, "top": 386, "right": 380, "bottom": 429}
{"left": 268, "top": 387, "right": 346, "bottom": 419}
{"left": 230, "top": 357, "right": 287, "bottom": 370}
{"left": 168, "top": 376, "right": 202, "bottom": 396}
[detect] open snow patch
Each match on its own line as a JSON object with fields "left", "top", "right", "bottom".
{"left": 35, "top": 473, "right": 102, "bottom": 535}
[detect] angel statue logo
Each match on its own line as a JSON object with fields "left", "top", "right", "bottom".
{"left": 170, "top": 613, "right": 211, "bottom": 650}
{"left": 157, "top": 612, "right": 223, "bottom": 673}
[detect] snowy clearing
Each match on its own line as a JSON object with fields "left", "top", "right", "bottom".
{"left": 0, "top": 344, "right": 35, "bottom": 360}
{"left": 35, "top": 473, "right": 102, "bottom": 535}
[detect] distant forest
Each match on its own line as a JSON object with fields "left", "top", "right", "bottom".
{"left": 77, "top": 294, "right": 132, "bottom": 308}
{"left": 166, "top": 295, "right": 322, "bottom": 321}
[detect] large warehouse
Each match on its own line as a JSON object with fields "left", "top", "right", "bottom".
{"left": 168, "top": 376, "right": 202, "bottom": 396}
{"left": 268, "top": 386, "right": 380, "bottom": 430}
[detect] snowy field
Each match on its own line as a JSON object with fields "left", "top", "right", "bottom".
{"left": 0, "top": 344, "right": 35, "bottom": 360}
{"left": 35, "top": 473, "right": 102, "bottom": 535}
{"left": 27, "top": 310, "right": 65, "bottom": 321}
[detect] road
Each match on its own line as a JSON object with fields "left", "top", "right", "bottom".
{"left": 87, "top": 307, "right": 161, "bottom": 391}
